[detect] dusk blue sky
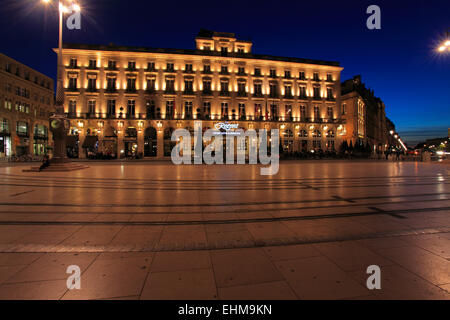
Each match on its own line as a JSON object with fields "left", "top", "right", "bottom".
{"left": 0, "top": 0, "right": 448, "bottom": 146}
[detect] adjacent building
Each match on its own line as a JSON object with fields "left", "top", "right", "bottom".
{"left": 341, "top": 75, "right": 390, "bottom": 152}
{"left": 0, "top": 53, "right": 54, "bottom": 159}
{"left": 60, "top": 30, "right": 345, "bottom": 159}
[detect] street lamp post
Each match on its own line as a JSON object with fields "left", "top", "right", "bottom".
{"left": 42, "top": 0, "right": 80, "bottom": 165}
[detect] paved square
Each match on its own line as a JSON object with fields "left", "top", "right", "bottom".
{"left": 0, "top": 160, "right": 448, "bottom": 299}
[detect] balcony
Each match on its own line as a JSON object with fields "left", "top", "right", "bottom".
{"left": 125, "top": 67, "right": 137, "bottom": 72}
{"left": 283, "top": 94, "right": 294, "bottom": 99}
{"left": 202, "top": 90, "right": 213, "bottom": 96}
{"left": 219, "top": 70, "right": 230, "bottom": 75}
{"left": 184, "top": 114, "right": 193, "bottom": 120}
{"left": 66, "top": 65, "right": 79, "bottom": 70}
{"left": 105, "top": 66, "right": 118, "bottom": 71}
{"left": 202, "top": 70, "right": 212, "bottom": 75}
{"left": 252, "top": 92, "right": 264, "bottom": 98}
{"left": 326, "top": 96, "right": 336, "bottom": 101}
{"left": 86, "top": 87, "right": 98, "bottom": 93}
{"left": 312, "top": 95, "right": 322, "bottom": 101}
{"left": 145, "top": 88, "right": 156, "bottom": 94}
{"left": 66, "top": 87, "right": 79, "bottom": 92}
{"left": 86, "top": 65, "right": 98, "bottom": 70}
{"left": 146, "top": 67, "right": 157, "bottom": 72}
{"left": 269, "top": 93, "right": 279, "bottom": 98}
{"left": 105, "top": 88, "right": 118, "bottom": 93}
{"left": 298, "top": 94, "right": 308, "bottom": 100}
{"left": 164, "top": 89, "right": 176, "bottom": 95}
{"left": 237, "top": 91, "right": 247, "bottom": 97}
{"left": 164, "top": 68, "right": 176, "bottom": 73}
{"left": 237, "top": 71, "right": 247, "bottom": 76}
{"left": 219, "top": 91, "right": 230, "bottom": 97}
{"left": 125, "top": 88, "right": 137, "bottom": 94}
{"left": 183, "top": 90, "right": 195, "bottom": 96}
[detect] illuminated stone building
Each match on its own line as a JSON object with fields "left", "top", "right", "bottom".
{"left": 0, "top": 53, "right": 54, "bottom": 158}
{"left": 60, "top": 30, "right": 345, "bottom": 159}
{"left": 341, "top": 75, "right": 389, "bottom": 152}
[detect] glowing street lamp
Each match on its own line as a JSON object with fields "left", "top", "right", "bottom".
{"left": 437, "top": 31, "right": 450, "bottom": 53}
{"left": 41, "top": 0, "right": 81, "bottom": 164}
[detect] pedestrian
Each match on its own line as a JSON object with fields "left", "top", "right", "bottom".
{"left": 39, "top": 155, "right": 50, "bottom": 171}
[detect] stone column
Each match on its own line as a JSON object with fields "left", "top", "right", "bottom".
{"left": 157, "top": 128, "right": 164, "bottom": 158}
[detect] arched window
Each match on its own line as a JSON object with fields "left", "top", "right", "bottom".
{"left": 299, "top": 129, "right": 308, "bottom": 138}
{"left": 327, "top": 130, "right": 335, "bottom": 138}
{"left": 313, "top": 130, "right": 322, "bottom": 138}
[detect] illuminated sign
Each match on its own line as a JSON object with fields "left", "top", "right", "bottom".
{"left": 214, "top": 122, "right": 239, "bottom": 131}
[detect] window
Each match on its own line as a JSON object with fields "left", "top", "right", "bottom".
{"left": 107, "top": 100, "right": 116, "bottom": 116}
{"left": 203, "top": 102, "right": 211, "bottom": 117}
{"left": 254, "top": 83, "right": 262, "bottom": 95}
{"left": 237, "top": 82, "right": 246, "bottom": 95}
{"left": 146, "top": 100, "right": 156, "bottom": 119}
{"left": 314, "top": 106, "right": 320, "bottom": 120}
{"left": 254, "top": 104, "right": 262, "bottom": 119}
{"left": 87, "top": 78, "right": 97, "bottom": 91}
{"left": 185, "top": 64, "right": 193, "bottom": 72}
{"left": 238, "top": 103, "right": 246, "bottom": 119}
{"left": 299, "top": 129, "right": 308, "bottom": 138}
{"left": 203, "top": 45, "right": 211, "bottom": 51}
{"left": 184, "top": 101, "right": 193, "bottom": 119}
{"left": 126, "top": 78, "right": 136, "bottom": 92}
{"left": 300, "top": 105, "right": 306, "bottom": 119}
{"left": 202, "top": 79, "right": 211, "bottom": 93}
{"left": 108, "top": 60, "right": 116, "bottom": 69}
{"left": 238, "top": 67, "right": 245, "bottom": 75}
{"left": 299, "top": 71, "right": 305, "bottom": 80}
{"left": 313, "top": 130, "right": 322, "bottom": 138}
{"left": 107, "top": 77, "right": 116, "bottom": 91}
{"left": 88, "top": 59, "right": 97, "bottom": 69}
{"left": 166, "top": 63, "right": 174, "bottom": 72}
{"left": 284, "top": 85, "right": 292, "bottom": 97}
{"left": 220, "top": 79, "right": 229, "bottom": 95}
{"left": 327, "top": 106, "right": 333, "bottom": 119}
{"left": 165, "top": 79, "right": 175, "bottom": 93}
{"left": 327, "top": 88, "right": 333, "bottom": 99}
{"left": 299, "top": 86, "right": 307, "bottom": 98}
{"left": 284, "top": 70, "right": 291, "bottom": 78}
{"left": 327, "top": 73, "right": 333, "bottom": 81}
{"left": 184, "top": 79, "right": 193, "bottom": 93}
{"left": 270, "top": 104, "right": 278, "bottom": 120}
{"left": 313, "top": 87, "right": 320, "bottom": 99}
{"left": 313, "top": 72, "right": 319, "bottom": 81}
{"left": 270, "top": 69, "right": 277, "bottom": 77}
{"left": 342, "top": 103, "right": 347, "bottom": 115}
{"left": 237, "top": 48, "right": 244, "bottom": 54}
{"left": 69, "top": 58, "right": 77, "bottom": 68}
{"left": 17, "top": 122, "right": 28, "bottom": 136}
{"left": 221, "top": 102, "right": 228, "bottom": 119}
{"left": 269, "top": 84, "right": 278, "bottom": 97}
{"left": 68, "top": 78, "right": 77, "bottom": 90}
{"left": 203, "top": 65, "right": 211, "bottom": 73}
{"left": 147, "top": 62, "right": 155, "bottom": 71}
{"left": 254, "top": 68, "right": 261, "bottom": 76}
{"left": 127, "top": 99, "right": 135, "bottom": 116}
{"left": 128, "top": 61, "right": 136, "bottom": 70}
{"left": 88, "top": 100, "right": 96, "bottom": 114}
{"left": 165, "top": 101, "right": 174, "bottom": 119}
{"left": 285, "top": 105, "right": 292, "bottom": 119}
{"left": 146, "top": 78, "right": 155, "bottom": 92}
{"left": 221, "top": 47, "right": 228, "bottom": 54}
{"left": 68, "top": 100, "right": 77, "bottom": 115}
{"left": 221, "top": 66, "right": 228, "bottom": 74}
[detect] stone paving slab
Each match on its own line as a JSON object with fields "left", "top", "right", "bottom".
{"left": 0, "top": 161, "right": 448, "bottom": 299}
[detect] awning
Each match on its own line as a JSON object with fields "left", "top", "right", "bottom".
{"left": 82, "top": 135, "right": 98, "bottom": 148}
{"left": 66, "top": 135, "right": 78, "bottom": 148}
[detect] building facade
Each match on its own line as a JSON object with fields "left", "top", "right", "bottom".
{"left": 340, "top": 75, "right": 389, "bottom": 152}
{"left": 61, "top": 30, "right": 345, "bottom": 159}
{"left": 0, "top": 53, "right": 54, "bottom": 159}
